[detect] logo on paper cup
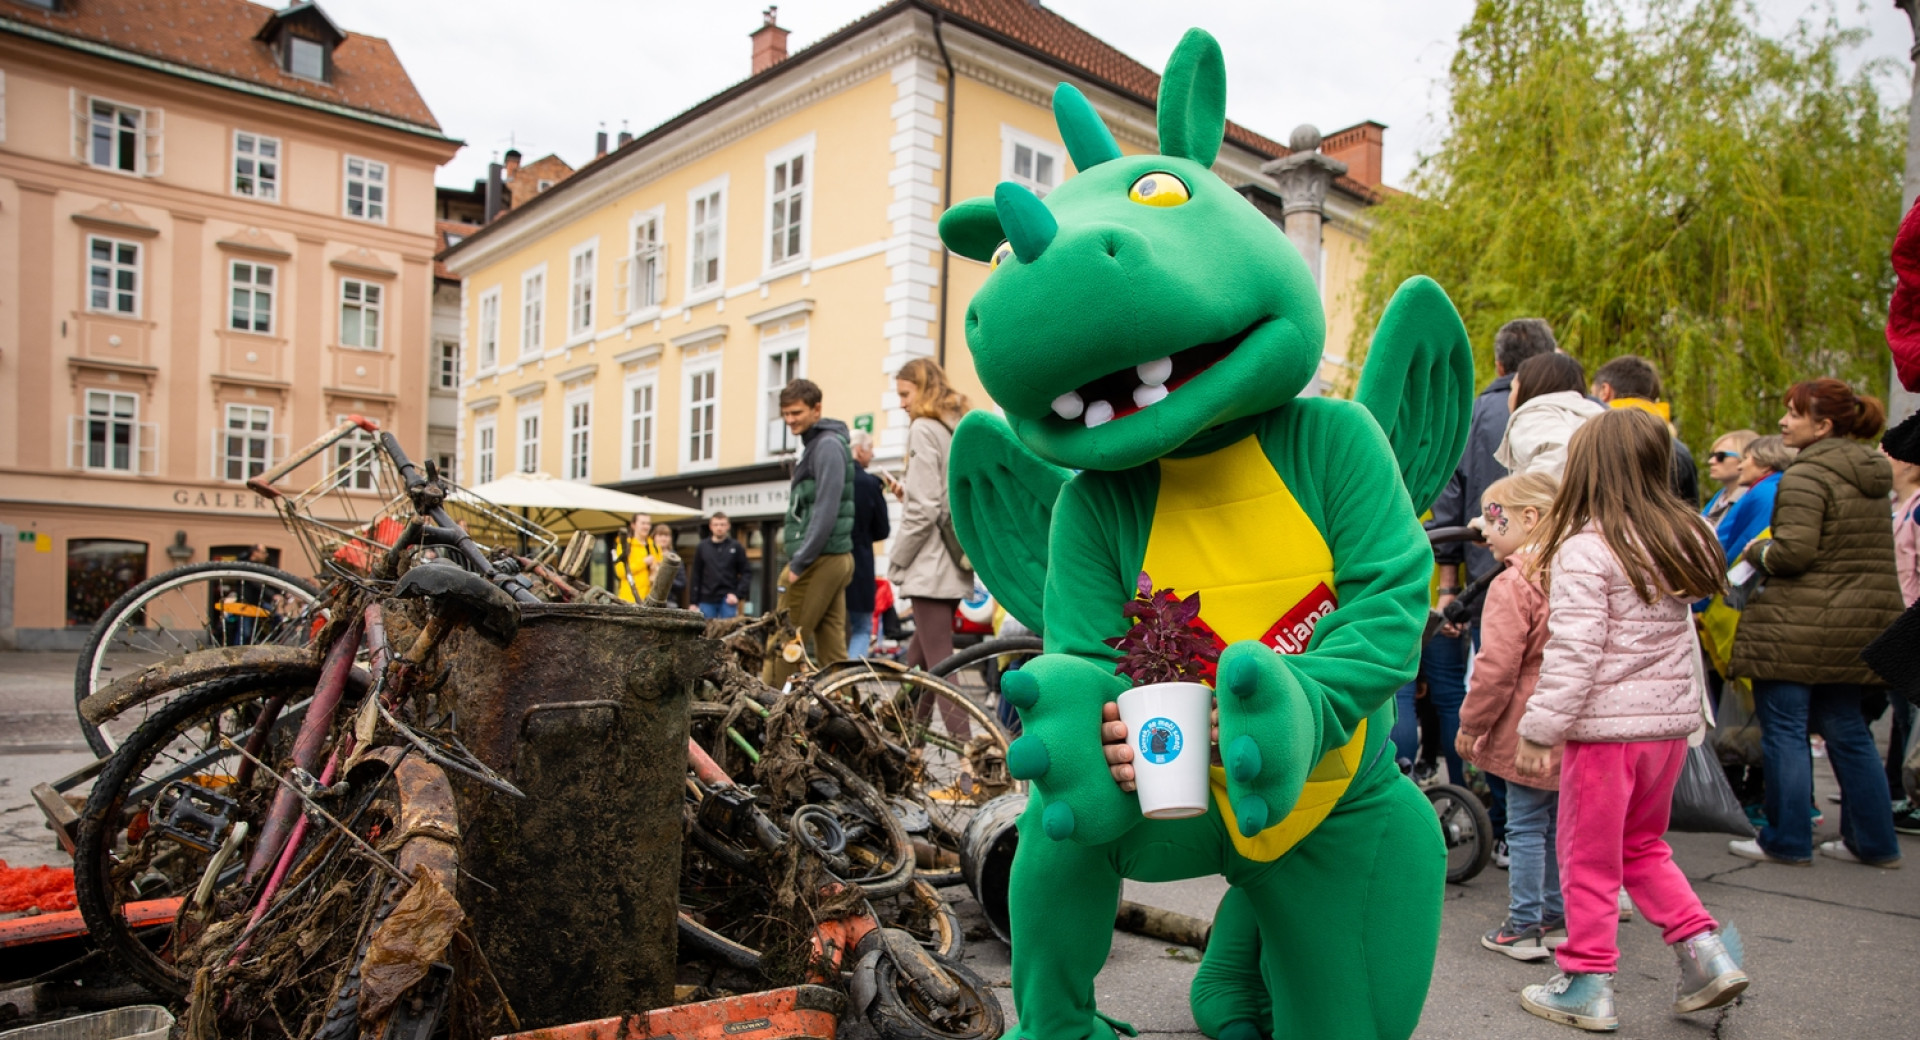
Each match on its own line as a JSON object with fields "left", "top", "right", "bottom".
{"left": 1138, "top": 717, "right": 1183, "bottom": 764}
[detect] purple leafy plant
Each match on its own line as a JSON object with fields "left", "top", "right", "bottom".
{"left": 1104, "top": 571, "right": 1220, "bottom": 686}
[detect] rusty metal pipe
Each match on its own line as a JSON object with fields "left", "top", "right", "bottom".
{"left": 243, "top": 615, "right": 363, "bottom": 880}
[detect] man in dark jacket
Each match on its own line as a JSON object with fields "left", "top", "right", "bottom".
{"left": 845, "top": 430, "right": 891, "bottom": 657}
{"left": 1419, "top": 318, "right": 1556, "bottom": 794}
{"left": 692, "top": 512, "right": 751, "bottom": 619}
{"left": 1591, "top": 355, "right": 1700, "bottom": 506}
{"left": 766, "top": 379, "right": 857, "bottom": 684}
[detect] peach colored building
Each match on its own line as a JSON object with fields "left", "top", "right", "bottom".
{"left": 0, "top": 0, "right": 457, "bottom": 648}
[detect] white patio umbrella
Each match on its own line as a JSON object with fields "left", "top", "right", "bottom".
{"left": 452, "top": 471, "right": 696, "bottom": 534}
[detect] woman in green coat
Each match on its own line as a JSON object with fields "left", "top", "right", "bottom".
{"left": 1729, "top": 379, "right": 1904, "bottom": 868}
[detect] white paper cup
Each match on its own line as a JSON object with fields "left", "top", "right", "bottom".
{"left": 1117, "top": 681, "right": 1214, "bottom": 819}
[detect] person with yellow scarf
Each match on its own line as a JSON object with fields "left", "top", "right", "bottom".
{"left": 1591, "top": 356, "right": 1701, "bottom": 506}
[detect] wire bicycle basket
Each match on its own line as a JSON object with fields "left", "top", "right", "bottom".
{"left": 249, "top": 416, "right": 558, "bottom": 580}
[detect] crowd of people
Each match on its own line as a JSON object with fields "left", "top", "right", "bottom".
{"left": 608, "top": 361, "right": 981, "bottom": 685}
{"left": 1417, "top": 317, "right": 1915, "bottom": 1031}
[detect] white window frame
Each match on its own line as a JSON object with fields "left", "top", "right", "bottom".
{"left": 516, "top": 402, "right": 542, "bottom": 475}
{"left": 338, "top": 278, "right": 382, "bottom": 350}
{"left": 232, "top": 130, "right": 280, "bottom": 202}
{"left": 219, "top": 404, "right": 275, "bottom": 482}
{"left": 330, "top": 413, "right": 379, "bottom": 492}
{"left": 683, "top": 357, "right": 722, "bottom": 471}
{"left": 621, "top": 208, "right": 665, "bottom": 318}
{"left": 436, "top": 339, "right": 459, "bottom": 389}
{"left": 474, "top": 416, "right": 497, "bottom": 484}
{"left": 83, "top": 96, "right": 145, "bottom": 174}
{"left": 758, "top": 324, "right": 807, "bottom": 460}
{"left": 519, "top": 265, "right": 546, "bottom": 359}
{"left": 763, "top": 134, "right": 815, "bottom": 273}
{"left": 85, "top": 235, "right": 141, "bottom": 317}
{"left": 564, "top": 390, "right": 593, "bottom": 481}
{"left": 287, "top": 36, "right": 327, "bottom": 81}
{"left": 228, "top": 260, "right": 276, "bottom": 335}
{"left": 686, "top": 174, "right": 728, "bottom": 301}
{"left": 343, "top": 154, "right": 387, "bottom": 223}
{"left": 79, "top": 389, "right": 141, "bottom": 473}
{"left": 567, "top": 238, "right": 598, "bottom": 341}
{"left": 1000, "top": 125, "right": 1065, "bottom": 198}
{"left": 477, "top": 288, "right": 501, "bottom": 372}
{"left": 621, "top": 373, "right": 658, "bottom": 479}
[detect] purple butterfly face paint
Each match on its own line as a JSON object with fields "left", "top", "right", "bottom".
{"left": 1483, "top": 502, "right": 1510, "bottom": 535}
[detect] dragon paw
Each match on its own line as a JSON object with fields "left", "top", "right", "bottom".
{"left": 1215, "top": 643, "right": 1317, "bottom": 838}
{"left": 1000, "top": 656, "right": 1139, "bottom": 845}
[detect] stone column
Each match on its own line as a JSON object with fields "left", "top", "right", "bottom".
{"left": 1891, "top": 1, "right": 1919, "bottom": 422}
{"left": 1260, "top": 125, "right": 1348, "bottom": 292}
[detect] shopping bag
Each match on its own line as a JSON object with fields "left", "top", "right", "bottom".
{"left": 1669, "top": 740, "right": 1757, "bottom": 837}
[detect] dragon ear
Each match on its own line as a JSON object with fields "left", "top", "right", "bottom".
{"left": 938, "top": 196, "right": 1004, "bottom": 263}
{"left": 1157, "top": 28, "right": 1226, "bottom": 168}
{"left": 1054, "top": 83, "right": 1121, "bottom": 170}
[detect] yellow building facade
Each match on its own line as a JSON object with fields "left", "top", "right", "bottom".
{"left": 442, "top": 2, "right": 1386, "bottom": 610}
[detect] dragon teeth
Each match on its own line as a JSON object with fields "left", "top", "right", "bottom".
{"left": 1051, "top": 391, "right": 1086, "bottom": 420}
{"left": 1136, "top": 357, "right": 1173, "bottom": 386}
{"left": 1083, "top": 400, "right": 1115, "bottom": 428}
{"left": 1133, "top": 383, "right": 1170, "bottom": 409}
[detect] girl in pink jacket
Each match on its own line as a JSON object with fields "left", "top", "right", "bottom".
{"left": 1512, "top": 408, "right": 1749, "bottom": 1032}
{"left": 1456, "top": 472, "right": 1564, "bottom": 962}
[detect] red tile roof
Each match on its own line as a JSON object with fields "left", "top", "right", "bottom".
{"left": 1, "top": 0, "right": 442, "bottom": 132}
{"left": 915, "top": 0, "right": 1380, "bottom": 200}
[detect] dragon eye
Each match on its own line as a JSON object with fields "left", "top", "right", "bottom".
{"left": 989, "top": 241, "right": 1014, "bottom": 269}
{"left": 1128, "top": 172, "right": 1190, "bottom": 207}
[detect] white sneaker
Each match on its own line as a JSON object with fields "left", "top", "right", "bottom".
{"left": 1818, "top": 841, "right": 1901, "bottom": 869}
{"left": 1617, "top": 889, "right": 1634, "bottom": 922}
{"left": 1728, "top": 839, "right": 1811, "bottom": 866}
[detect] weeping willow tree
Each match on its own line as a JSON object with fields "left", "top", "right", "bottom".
{"left": 1351, "top": 0, "right": 1904, "bottom": 451}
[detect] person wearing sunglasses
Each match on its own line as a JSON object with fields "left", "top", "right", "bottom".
{"left": 1701, "top": 430, "right": 1759, "bottom": 525}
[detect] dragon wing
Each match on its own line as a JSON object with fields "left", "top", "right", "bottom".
{"left": 1353, "top": 275, "right": 1475, "bottom": 514}
{"left": 947, "top": 411, "right": 1072, "bottom": 636}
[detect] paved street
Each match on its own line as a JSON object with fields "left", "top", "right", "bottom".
{"left": 4, "top": 651, "right": 1912, "bottom": 1038}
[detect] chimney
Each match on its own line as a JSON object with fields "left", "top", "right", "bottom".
{"left": 617, "top": 121, "right": 633, "bottom": 148}
{"left": 504, "top": 148, "right": 522, "bottom": 180}
{"left": 484, "top": 161, "right": 504, "bottom": 223}
{"left": 750, "top": 6, "right": 788, "bottom": 75}
{"left": 1320, "top": 121, "right": 1385, "bottom": 189}
{"left": 595, "top": 124, "right": 609, "bottom": 159}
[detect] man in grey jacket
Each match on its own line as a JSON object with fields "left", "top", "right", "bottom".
{"left": 765, "top": 379, "right": 857, "bottom": 684}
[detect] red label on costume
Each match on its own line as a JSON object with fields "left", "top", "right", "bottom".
{"left": 1188, "top": 583, "right": 1339, "bottom": 679}
{"left": 1260, "top": 583, "right": 1338, "bottom": 655}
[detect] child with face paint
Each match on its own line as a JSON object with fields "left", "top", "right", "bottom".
{"left": 1456, "top": 471, "right": 1566, "bottom": 961}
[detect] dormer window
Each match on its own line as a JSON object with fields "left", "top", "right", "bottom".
{"left": 255, "top": 3, "right": 345, "bottom": 85}
{"left": 288, "top": 37, "right": 326, "bottom": 80}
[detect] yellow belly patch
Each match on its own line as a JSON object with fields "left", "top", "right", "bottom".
{"left": 1141, "top": 434, "right": 1365, "bottom": 862}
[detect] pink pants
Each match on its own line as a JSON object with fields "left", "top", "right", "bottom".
{"left": 1555, "top": 738, "right": 1717, "bottom": 974}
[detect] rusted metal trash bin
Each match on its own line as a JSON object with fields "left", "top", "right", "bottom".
{"left": 439, "top": 602, "right": 713, "bottom": 1033}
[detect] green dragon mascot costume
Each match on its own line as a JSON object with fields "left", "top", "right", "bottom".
{"left": 936, "top": 28, "right": 1474, "bottom": 1040}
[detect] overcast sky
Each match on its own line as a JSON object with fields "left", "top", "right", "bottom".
{"left": 307, "top": 0, "right": 1915, "bottom": 192}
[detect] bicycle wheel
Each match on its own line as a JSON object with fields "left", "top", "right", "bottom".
{"left": 73, "top": 672, "right": 339, "bottom": 997}
{"left": 75, "top": 561, "right": 322, "bottom": 756}
{"left": 1425, "top": 782, "right": 1493, "bottom": 885}
{"left": 813, "top": 670, "right": 1017, "bottom": 887}
{"left": 929, "top": 637, "right": 1043, "bottom": 734}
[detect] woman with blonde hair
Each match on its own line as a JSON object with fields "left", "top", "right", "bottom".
{"left": 888, "top": 358, "right": 975, "bottom": 676}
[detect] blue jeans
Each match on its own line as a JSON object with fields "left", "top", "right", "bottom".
{"left": 1389, "top": 628, "right": 1474, "bottom": 786}
{"left": 1504, "top": 780, "right": 1561, "bottom": 927}
{"left": 1483, "top": 772, "right": 1508, "bottom": 843}
{"left": 1424, "top": 630, "right": 1471, "bottom": 786}
{"left": 845, "top": 610, "right": 873, "bottom": 659}
{"left": 698, "top": 601, "right": 738, "bottom": 620}
{"left": 1752, "top": 680, "right": 1901, "bottom": 863}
